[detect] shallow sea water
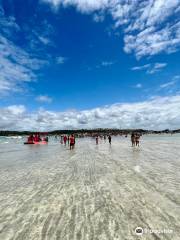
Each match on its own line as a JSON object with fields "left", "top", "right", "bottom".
{"left": 0, "top": 135, "right": 180, "bottom": 240}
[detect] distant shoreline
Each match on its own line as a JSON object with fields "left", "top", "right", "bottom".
{"left": 0, "top": 129, "right": 180, "bottom": 136}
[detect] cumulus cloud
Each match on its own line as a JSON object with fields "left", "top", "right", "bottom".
{"left": 1, "top": 96, "right": 180, "bottom": 131}
{"left": 41, "top": 0, "right": 180, "bottom": 58}
{"left": 36, "top": 95, "right": 53, "bottom": 103}
{"left": 131, "top": 62, "right": 167, "bottom": 74}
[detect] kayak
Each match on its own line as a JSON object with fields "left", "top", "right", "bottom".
{"left": 34, "top": 141, "right": 48, "bottom": 145}
{"left": 24, "top": 141, "right": 48, "bottom": 145}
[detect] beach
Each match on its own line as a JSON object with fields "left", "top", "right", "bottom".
{"left": 0, "top": 135, "right": 180, "bottom": 240}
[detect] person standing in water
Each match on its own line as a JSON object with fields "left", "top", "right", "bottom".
{"left": 95, "top": 136, "right": 99, "bottom": 145}
{"left": 60, "top": 135, "right": 63, "bottom": 144}
{"left": 27, "top": 135, "right": 34, "bottom": 143}
{"left": 135, "top": 133, "right": 140, "bottom": 147}
{"left": 108, "top": 135, "right": 111, "bottom": 144}
{"left": 70, "top": 135, "right": 75, "bottom": 150}
{"left": 34, "top": 134, "right": 41, "bottom": 142}
{"left": 64, "top": 135, "right": 67, "bottom": 145}
{"left": 131, "top": 133, "right": 135, "bottom": 147}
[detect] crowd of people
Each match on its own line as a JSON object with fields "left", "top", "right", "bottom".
{"left": 60, "top": 134, "right": 76, "bottom": 150}
{"left": 95, "top": 135, "right": 112, "bottom": 145}
{"left": 26, "top": 133, "right": 141, "bottom": 148}
{"left": 95, "top": 134, "right": 141, "bottom": 147}
{"left": 131, "top": 133, "right": 140, "bottom": 147}
{"left": 27, "top": 134, "right": 48, "bottom": 143}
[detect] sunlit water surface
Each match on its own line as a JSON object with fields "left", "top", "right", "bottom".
{"left": 0, "top": 135, "right": 180, "bottom": 240}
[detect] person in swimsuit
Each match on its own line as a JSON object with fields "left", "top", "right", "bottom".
{"left": 60, "top": 135, "right": 63, "bottom": 144}
{"left": 95, "top": 136, "right": 99, "bottom": 145}
{"left": 27, "top": 135, "right": 34, "bottom": 143}
{"left": 70, "top": 135, "right": 75, "bottom": 150}
{"left": 135, "top": 134, "right": 140, "bottom": 147}
{"left": 108, "top": 135, "right": 111, "bottom": 144}
{"left": 64, "top": 135, "right": 67, "bottom": 145}
{"left": 131, "top": 133, "right": 135, "bottom": 147}
{"left": 34, "top": 134, "right": 41, "bottom": 142}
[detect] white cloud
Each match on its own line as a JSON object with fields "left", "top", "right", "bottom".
{"left": 101, "top": 61, "right": 114, "bottom": 67}
{"left": 0, "top": 7, "right": 20, "bottom": 35}
{"left": 147, "top": 63, "right": 167, "bottom": 74}
{"left": 93, "top": 13, "right": 105, "bottom": 22}
{"left": 42, "top": 0, "right": 109, "bottom": 12}
{"left": 6, "top": 105, "right": 26, "bottom": 115}
{"left": 38, "top": 36, "right": 51, "bottom": 45}
{"left": 0, "top": 11, "right": 47, "bottom": 95}
{"left": 56, "top": 56, "right": 67, "bottom": 64}
{"left": 1, "top": 95, "right": 180, "bottom": 131}
{"left": 95, "top": 60, "right": 115, "bottom": 69}
{"left": 0, "top": 36, "right": 41, "bottom": 94}
{"left": 174, "top": 75, "right": 180, "bottom": 79}
{"left": 41, "top": 0, "right": 180, "bottom": 58}
{"left": 143, "top": 0, "right": 179, "bottom": 27}
{"left": 36, "top": 95, "right": 53, "bottom": 103}
{"left": 134, "top": 83, "right": 142, "bottom": 89}
{"left": 132, "top": 62, "right": 167, "bottom": 74}
{"left": 131, "top": 64, "right": 150, "bottom": 71}
{"left": 160, "top": 80, "right": 177, "bottom": 89}
{"left": 30, "top": 21, "right": 54, "bottom": 48}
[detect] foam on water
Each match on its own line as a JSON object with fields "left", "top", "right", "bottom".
{"left": 134, "top": 165, "right": 141, "bottom": 173}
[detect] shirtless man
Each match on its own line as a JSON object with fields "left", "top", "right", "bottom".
{"left": 70, "top": 135, "right": 75, "bottom": 150}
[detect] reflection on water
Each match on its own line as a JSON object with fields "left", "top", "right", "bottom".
{"left": 0, "top": 135, "right": 180, "bottom": 239}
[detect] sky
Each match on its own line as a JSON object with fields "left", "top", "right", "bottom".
{"left": 0, "top": 0, "right": 180, "bottom": 131}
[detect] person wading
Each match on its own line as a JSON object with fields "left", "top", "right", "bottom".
{"left": 70, "top": 135, "right": 75, "bottom": 150}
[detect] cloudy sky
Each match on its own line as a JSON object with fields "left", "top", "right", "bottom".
{"left": 0, "top": 0, "right": 180, "bottom": 131}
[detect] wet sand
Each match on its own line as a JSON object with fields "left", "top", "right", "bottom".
{"left": 0, "top": 136, "right": 180, "bottom": 240}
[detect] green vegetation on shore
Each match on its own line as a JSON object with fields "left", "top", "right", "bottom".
{"left": 0, "top": 128, "right": 179, "bottom": 136}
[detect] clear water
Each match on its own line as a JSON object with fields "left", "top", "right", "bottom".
{"left": 0, "top": 135, "right": 180, "bottom": 240}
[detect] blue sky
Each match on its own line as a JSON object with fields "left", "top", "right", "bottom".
{"left": 0, "top": 0, "right": 180, "bottom": 130}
